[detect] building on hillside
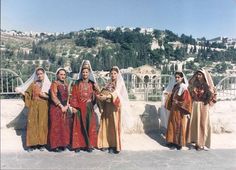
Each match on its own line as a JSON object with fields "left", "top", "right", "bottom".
{"left": 93, "top": 64, "right": 180, "bottom": 100}
{"left": 167, "top": 41, "right": 185, "bottom": 50}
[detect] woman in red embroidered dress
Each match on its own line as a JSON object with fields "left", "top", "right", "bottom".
{"left": 70, "top": 60, "right": 99, "bottom": 153}
{"left": 48, "top": 68, "right": 70, "bottom": 152}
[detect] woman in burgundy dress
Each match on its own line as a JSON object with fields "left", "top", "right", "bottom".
{"left": 48, "top": 68, "right": 70, "bottom": 152}
{"left": 70, "top": 60, "right": 99, "bottom": 153}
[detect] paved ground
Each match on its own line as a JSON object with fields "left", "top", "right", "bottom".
{"left": 1, "top": 99, "right": 236, "bottom": 169}
{"left": 1, "top": 149, "right": 236, "bottom": 170}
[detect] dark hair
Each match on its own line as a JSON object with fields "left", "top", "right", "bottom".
{"left": 175, "top": 71, "right": 184, "bottom": 78}
{"left": 110, "top": 67, "right": 119, "bottom": 73}
{"left": 197, "top": 71, "right": 204, "bottom": 75}
{"left": 196, "top": 71, "right": 207, "bottom": 82}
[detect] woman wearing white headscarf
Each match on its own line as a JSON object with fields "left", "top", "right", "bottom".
{"left": 15, "top": 67, "right": 51, "bottom": 151}
{"left": 69, "top": 60, "right": 99, "bottom": 153}
{"left": 188, "top": 68, "right": 217, "bottom": 150}
{"left": 48, "top": 68, "right": 70, "bottom": 152}
{"left": 97, "top": 66, "right": 135, "bottom": 154}
{"left": 165, "top": 71, "right": 192, "bottom": 150}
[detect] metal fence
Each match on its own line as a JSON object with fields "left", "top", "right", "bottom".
{"left": 1, "top": 68, "right": 236, "bottom": 101}
{"left": 216, "top": 75, "right": 236, "bottom": 101}
{"left": 0, "top": 68, "right": 24, "bottom": 95}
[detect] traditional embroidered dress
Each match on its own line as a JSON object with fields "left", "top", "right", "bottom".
{"left": 97, "top": 81, "right": 122, "bottom": 151}
{"left": 69, "top": 60, "right": 99, "bottom": 150}
{"left": 48, "top": 80, "right": 70, "bottom": 149}
{"left": 188, "top": 69, "right": 217, "bottom": 148}
{"left": 15, "top": 67, "right": 51, "bottom": 148}
{"left": 165, "top": 83, "right": 192, "bottom": 147}
{"left": 70, "top": 80, "right": 98, "bottom": 149}
{"left": 24, "top": 81, "right": 49, "bottom": 147}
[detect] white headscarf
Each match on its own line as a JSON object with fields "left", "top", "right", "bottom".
{"left": 77, "top": 60, "right": 96, "bottom": 83}
{"left": 55, "top": 67, "right": 67, "bottom": 75}
{"left": 112, "top": 66, "right": 135, "bottom": 133}
{"left": 15, "top": 67, "right": 51, "bottom": 93}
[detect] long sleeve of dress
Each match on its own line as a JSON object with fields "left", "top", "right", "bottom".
{"left": 70, "top": 84, "right": 80, "bottom": 109}
{"left": 177, "top": 90, "right": 192, "bottom": 115}
{"left": 165, "top": 93, "right": 172, "bottom": 111}
{"left": 24, "top": 83, "right": 33, "bottom": 108}
{"left": 50, "top": 82, "right": 60, "bottom": 106}
{"left": 110, "top": 91, "right": 120, "bottom": 107}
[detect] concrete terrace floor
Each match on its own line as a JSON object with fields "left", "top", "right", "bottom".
{"left": 2, "top": 149, "right": 236, "bottom": 170}
{"left": 1, "top": 99, "right": 236, "bottom": 169}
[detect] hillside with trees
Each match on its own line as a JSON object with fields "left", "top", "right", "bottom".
{"left": 1, "top": 27, "right": 236, "bottom": 80}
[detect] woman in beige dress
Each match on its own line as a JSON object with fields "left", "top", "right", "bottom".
{"left": 188, "top": 69, "right": 217, "bottom": 151}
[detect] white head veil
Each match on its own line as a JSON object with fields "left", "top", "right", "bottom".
{"left": 15, "top": 67, "right": 51, "bottom": 93}
{"left": 77, "top": 60, "right": 96, "bottom": 83}
{"left": 160, "top": 71, "right": 188, "bottom": 129}
{"left": 55, "top": 67, "right": 67, "bottom": 75}
{"left": 112, "top": 66, "right": 135, "bottom": 133}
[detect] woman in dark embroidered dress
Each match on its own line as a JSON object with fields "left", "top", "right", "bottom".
{"left": 48, "top": 68, "right": 70, "bottom": 152}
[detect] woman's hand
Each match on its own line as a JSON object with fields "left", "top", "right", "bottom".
{"left": 72, "top": 107, "right": 77, "bottom": 113}
{"left": 61, "top": 105, "right": 69, "bottom": 113}
{"left": 39, "top": 92, "right": 48, "bottom": 98}
{"left": 97, "top": 95, "right": 107, "bottom": 101}
{"left": 94, "top": 83, "right": 100, "bottom": 92}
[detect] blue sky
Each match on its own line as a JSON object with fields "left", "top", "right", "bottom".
{"left": 2, "top": 0, "right": 236, "bottom": 39}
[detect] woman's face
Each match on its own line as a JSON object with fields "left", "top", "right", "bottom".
{"left": 197, "top": 72, "right": 204, "bottom": 81}
{"left": 57, "top": 70, "right": 66, "bottom": 81}
{"left": 36, "top": 69, "right": 44, "bottom": 81}
{"left": 110, "top": 70, "right": 118, "bottom": 81}
{"left": 82, "top": 68, "right": 90, "bottom": 80}
{"left": 175, "top": 74, "right": 183, "bottom": 84}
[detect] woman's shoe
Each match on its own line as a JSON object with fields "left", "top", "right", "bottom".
{"left": 108, "top": 148, "right": 114, "bottom": 154}
{"left": 59, "top": 147, "right": 65, "bottom": 152}
{"left": 113, "top": 150, "right": 120, "bottom": 154}
{"left": 75, "top": 149, "right": 80, "bottom": 153}
{"left": 38, "top": 146, "right": 45, "bottom": 151}
{"left": 26, "top": 147, "right": 34, "bottom": 152}
{"left": 53, "top": 148, "right": 62, "bottom": 152}
{"left": 168, "top": 144, "right": 176, "bottom": 150}
{"left": 195, "top": 145, "right": 204, "bottom": 151}
{"left": 87, "top": 148, "right": 93, "bottom": 153}
{"left": 100, "top": 148, "right": 108, "bottom": 152}
{"left": 176, "top": 145, "right": 182, "bottom": 150}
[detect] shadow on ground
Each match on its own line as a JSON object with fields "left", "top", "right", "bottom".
{"left": 6, "top": 107, "right": 28, "bottom": 150}
{"left": 140, "top": 104, "right": 167, "bottom": 147}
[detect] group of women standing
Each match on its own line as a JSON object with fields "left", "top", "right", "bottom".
{"left": 164, "top": 69, "right": 217, "bottom": 151}
{"left": 15, "top": 60, "right": 217, "bottom": 153}
{"left": 16, "top": 60, "right": 133, "bottom": 154}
